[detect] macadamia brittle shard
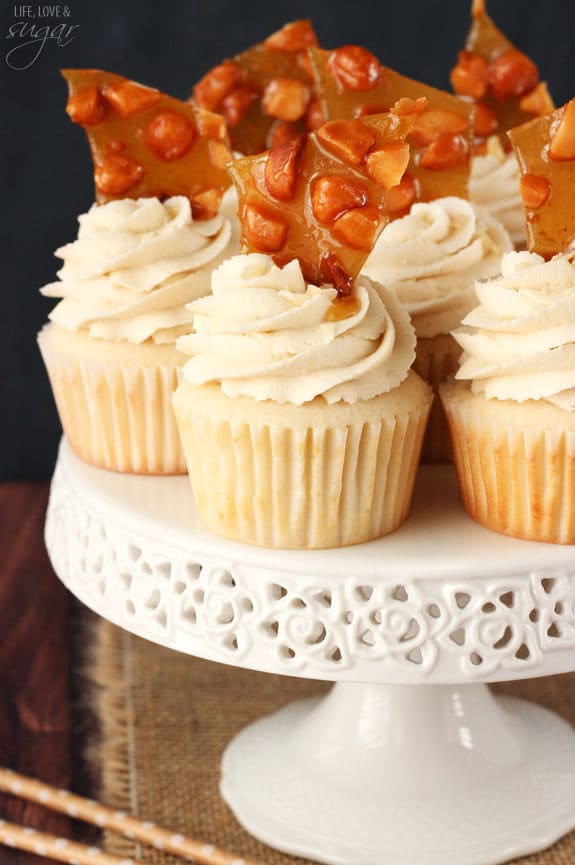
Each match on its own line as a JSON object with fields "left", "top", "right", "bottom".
{"left": 63, "top": 68, "right": 232, "bottom": 218}
{"left": 229, "top": 101, "right": 424, "bottom": 294}
{"left": 450, "top": 0, "right": 553, "bottom": 151}
{"left": 308, "top": 46, "right": 474, "bottom": 209}
{"left": 192, "top": 20, "right": 321, "bottom": 155}
{"left": 508, "top": 98, "right": 575, "bottom": 258}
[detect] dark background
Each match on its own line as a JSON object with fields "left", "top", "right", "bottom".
{"left": 2, "top": 0, "right": 574, "bottom": 479}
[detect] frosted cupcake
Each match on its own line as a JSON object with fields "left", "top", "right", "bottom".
{"left": 39, "top": 192, "right": 238, "bottom": 473}
{"left": 173, "top": 254, "right": 431, "bottom": 548}
{"left": 363, "top": 196, "right": 511, "bottom": 461}
{"left": 442, "top": 251, "right": 575, "bottom": 543}
{"left": 39, "top": 68, "right": 238, "bottom": 473}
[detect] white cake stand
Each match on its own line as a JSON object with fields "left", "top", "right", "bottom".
{"left": 45, "top": 439, "right": 575, "bottom": 865}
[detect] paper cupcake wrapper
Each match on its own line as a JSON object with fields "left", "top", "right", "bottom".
{"left": 414, "top": 334, "right": 462, "bottom": 464}
{"left": 442, "top": 384, "right": 575, "bottom": 544}
{"left": 39, "top": 331, "right": 186, "bottom": 475}
{"left": 174, "top": 385, "right": 431, "bottom": 549}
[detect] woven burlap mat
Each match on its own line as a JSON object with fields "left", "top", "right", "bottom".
{"left": 87, "top": 618, "right": 575, "bottom": 865}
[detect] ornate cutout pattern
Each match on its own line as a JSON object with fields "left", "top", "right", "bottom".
{"left": 45, "top": 459, "right": 575, "bottom": 681}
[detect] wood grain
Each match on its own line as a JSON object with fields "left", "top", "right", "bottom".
{"left": 0, "top": 483, "right": 72, "bottom": 864}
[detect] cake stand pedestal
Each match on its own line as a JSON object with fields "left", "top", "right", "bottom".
{"left": 45, "top": 440, "right": 575, "bottom": 865}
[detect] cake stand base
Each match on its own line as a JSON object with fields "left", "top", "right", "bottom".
{"left": 221, "top": 681, "right": 575, "bottom": 865}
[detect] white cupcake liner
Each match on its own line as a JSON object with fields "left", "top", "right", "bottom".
{"left": 174, "top": 381, "right": 431, "bottom": 549}
{"left": 39, "top": 330, "right": 186, "bottom": 474}
{"left": 442, "top": 382, "right": 575, "bottom": 544}
{"left": 414, "top": 334, "right": 462, "bottom": 464}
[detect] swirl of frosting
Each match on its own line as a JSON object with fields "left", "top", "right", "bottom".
{"left": 362, "top": 197, "right": 512, "bottom": 339}
{"left": 453, "top": 251, "right": 575, "bottom": 410}
{"left": 470, "top": 149, "right": 526, "bottom": 248}
{"left": 41, "top": 190, "right": 239, "bottom": 345}
{"left": 177, "top": 253, "right": 416, "bottom": 405}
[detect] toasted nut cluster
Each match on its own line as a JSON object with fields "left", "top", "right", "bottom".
{"left": 383, "top": 173, "right": 417, "bottom": 215}
{"left": 549, "top": 99, "right": 575, "bottom": 161}
{"left": 193, "top": 61, "right": 244, "bottom": 112}
{"left": 450, "top": 3, "right": 553, "bottom": 148}
{"left": 488, "top": 50, "right": 539, "bottom": 102}
{"left": 317, "top": 120, "right": 376, "bottom": 165}
{"left": 262, "top": 78, "right": 310, "bottom": 122}
{"left": 145, "top": 111, "right": 197, "bottom": 161}
{"left": 311, "top": 176, "right": 368, "bottom": 224}
{"left": 95, "top": 153, "right": 144, "bottom": 195}
{"left": 191, "top": 20, "right": 319, "bottom": 155}
{"left": 222, "top": 84, "right": 259, "bottom": 126}
{"left": 450, "top": 51, "right": 488, "bottom": 99}
{"left": 63, "top": 68, "right": 232, "bottom": 214}
{"left": 66, "top": 85, "right": 108, "bottom": 126}
{"left": 244, "top": 204, "right": 289, "bottom": 251}
{"left": 264, "top": 136, "right": 304, "bottom": 201}
{"left": 230, "top": 103, "right": 422, "bottom": 293}
{"left": 328, "top": 45, "right": 382, "bottom": 91}
{"left": 473, "top": 102, "right": 498, "bottom": 137}
{"left": 102, "top": 80, "right": 161, "bottom": 117}
{"left": 519, "top": 174, "right": 551, "bottom": 209}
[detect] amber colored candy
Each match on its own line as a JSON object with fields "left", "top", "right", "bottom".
{"left": 191, "top": 20, "right": 319, "bottom": 155}
{"left": 63, "top": 69, "right": 232, "bottom": 218}
{"left": 450, "top": 0, "right": 554, "bottom": 150}
{"left": 508, "top": 99, "right": 575, "bottom": 257}
{"left": 229, "top": 101, "right": 424, "bottom": 294}
{"left": 308, "top": 47, "right": 473, "bottom": 205}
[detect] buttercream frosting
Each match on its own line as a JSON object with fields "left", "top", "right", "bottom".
{"left": 362, "top": 196, "right": 512, "bottom": 338}
{"left": 177, "top": 253, "right": 416, "bottom": 405}
{"left": 470, "top": 143, "right": 526, "bottom": 248}
{"left": 42, "top": 190, "right": 239, "bottom": 345}
{"left": 454, "top": 250, "right": 575, "bottom": 410}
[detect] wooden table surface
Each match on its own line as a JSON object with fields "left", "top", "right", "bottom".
{"left": 0, "top": 482, "right": 78, "bottom": 864}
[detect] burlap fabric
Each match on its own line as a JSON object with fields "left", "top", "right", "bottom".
{"left": 88, "top": 619, "right": 575, "bottom": 865}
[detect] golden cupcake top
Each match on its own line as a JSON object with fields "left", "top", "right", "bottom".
{"left": 62, "top": 68, "right": 233, "bottom": 219}
{"left": 450, "top": 0, "right": 554, "bottom": 152}
{"left": 229, "top": 98, "right": 425, "bottom": 294}
{"left": 191, "top": 20, "right": 322, "bottom": 155}
{"left": 307, "top": 46, "right": 474, "bottom": 210}
{"left": 508, "top": 98, "right": 575, "bottom": 258}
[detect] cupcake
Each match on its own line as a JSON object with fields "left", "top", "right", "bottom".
{"left": 39, "top": 69, "right": 237, "bottom": 473}
{"left": 450, "top": 0, "right": 554, "bottom": 250}
{"left": 173, "top": 103, "right": 433, "bottom": 548}
{"left": 173, "top": 254, "right": 431, "bottom": 548}
{"left": 363, "top": 196, "right": 511, "bottom": 461}
{"left": 39, "top": 192, "right": 238, "bottom": 473}
{"left": 441, "top": 250, "right": 575, "bottom": 543}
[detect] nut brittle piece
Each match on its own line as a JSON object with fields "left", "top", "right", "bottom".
{"left": 508, "top": 99, "right": 575, "bottom": 258}
{"left": 308, "top": 47, "right": 473, "bottom": 207}
{"left": 192, "top": 20, "right": 320, "bottom": 156}
{"left": 63, "top": 69, "right": 232, "bottom": 218}
{"left": 450, "top": 0, "right": 554, "bottom": 151}
{"left": 229, "top": 102, "right": 424, "bottom": 294}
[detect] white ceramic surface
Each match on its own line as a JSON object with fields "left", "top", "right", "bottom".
{"left": 44, "top": 438, "right": 575, "bottom": 865}
{"left": 45, "top": 439, "right": 575, "bottom": 684}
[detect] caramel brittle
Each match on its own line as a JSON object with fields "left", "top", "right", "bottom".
{"left": 308, "top": 47, "right": 474, "bottom": 208}
{"left": 192, "top": 20, "right": 321, "bottom": 155}
{"left": 63, "top": 69, "right": 232, "bottom": 218}
{"left": 451, "top": 0, "right": 554, "bottom": 151}
{"left": 229, "top": 100, "right": 424, "bottom": 294}
{"left": 508, "top": 99, "right": 575, "bottom": 258}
